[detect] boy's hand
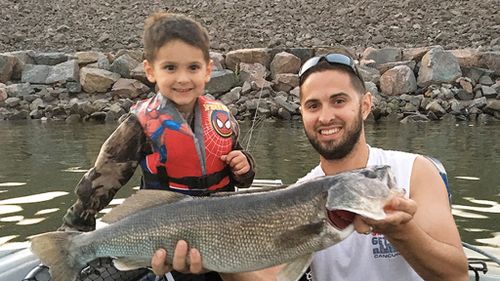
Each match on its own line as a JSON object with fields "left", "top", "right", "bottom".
{"left": 221, "top": 150, "right": 250, "bottom": 176}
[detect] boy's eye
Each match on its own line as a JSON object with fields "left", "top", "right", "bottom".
{"left": 189, "top": 64, "right": 201, "bottom": 71}
{"left": 163, "top": 64, "right": 176, "bottom": 71}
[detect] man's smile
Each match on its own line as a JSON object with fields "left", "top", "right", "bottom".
{"left": 320, "top": 127, "right": 341, "bottom": 136}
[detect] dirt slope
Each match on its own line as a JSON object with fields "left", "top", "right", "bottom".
{"left": 0, "top": 0, "right": 499, "bottom": 53}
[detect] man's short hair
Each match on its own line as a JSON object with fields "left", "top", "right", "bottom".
{"left": 299, "top": 48, "right": 366, "bottom": 95}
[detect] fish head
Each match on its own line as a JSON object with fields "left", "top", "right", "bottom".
{"left": 324, "top": 165, "right": 405, "bottom": 231}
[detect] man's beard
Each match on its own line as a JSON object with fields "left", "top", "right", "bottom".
{"left": 305, "top": 111, "right": 363, "bottom": 160}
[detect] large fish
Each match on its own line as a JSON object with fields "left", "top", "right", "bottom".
{"left": 30, "top": 165, "right": 403, "bottom": 281}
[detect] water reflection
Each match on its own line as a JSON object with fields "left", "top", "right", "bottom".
{"left": 61, "top": 167, "right": 89, "bottom": 173}
{"left": 455, "top": 198, "right": 500, "bottom": 213}
{"left": 0, "top": 205, "right": 23, "bottom": 215}
{"left": 0, "top": 182, "right": 26, "bottom": 187}
{"left": 0, "top": 191, "right": 68, "bottom": 205}
{"left": 452, "top": 209, "right": 489, "bottom": 219}
{"left": 455, "top": 176, "right": 481, "bottom": 181}
{"left": 0, "top": 215, "right": 24, "bottom": 222}
{"left": 17, "top": 218, "right": 46, "bottom": 225}
{"left": 0, "top": 119, "right": 498, "bottom": 249}
{"left": 35, "top": 208, "right": 59, "bottom": 215}
{"left": 0, "top": 235, "right": 18, "bottom": 245}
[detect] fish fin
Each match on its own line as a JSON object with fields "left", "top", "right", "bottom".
{"left": 277, "top": 254, "right": 312, "bottom": 281}
{"left": 275, "top": 222, "right": 323, "bottom": 249}
{"left": 30, "top": 231, "right": 85, "bottom": 281}
{"left": 102, "top": 189, "right": 190, "bottom": 223}
{"left": 113, "top": 257, "right": 150, "bottom": 271}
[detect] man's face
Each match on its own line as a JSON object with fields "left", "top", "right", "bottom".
{"left": 300, "top": 69, "right": 371, "bottom": 160}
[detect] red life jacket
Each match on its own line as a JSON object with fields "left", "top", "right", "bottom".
{"left": 131, "top": 94, "right": 235, "bottom": 195}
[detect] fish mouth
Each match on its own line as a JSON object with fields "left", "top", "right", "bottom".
{"left": 327, "top": 209, "right": 355, "bottom": 230}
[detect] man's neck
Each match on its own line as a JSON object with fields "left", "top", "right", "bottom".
{"left": 319, "top": 140, "right": 370, "bottom": 176}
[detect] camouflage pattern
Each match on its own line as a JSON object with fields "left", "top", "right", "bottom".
{"left": 61, "top": 112, "right": 255, "bottom": 232}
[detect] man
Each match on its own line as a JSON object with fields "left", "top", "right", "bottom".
{"left": 151, "top": 52, "right": 469, "bottom": 281}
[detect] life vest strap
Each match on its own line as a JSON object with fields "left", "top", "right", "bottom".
{"left": 168, "top": 167, "right": 231, "bottom": 190}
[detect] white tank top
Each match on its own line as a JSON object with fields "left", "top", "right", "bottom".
{"left": 299, "top": 146, "right": 421, "bottom": 281}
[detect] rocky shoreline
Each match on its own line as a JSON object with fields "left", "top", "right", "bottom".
{"left": 0, "top": 46, "right": 499, "bottom": 124}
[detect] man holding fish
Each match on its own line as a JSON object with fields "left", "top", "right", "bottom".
{"left": 153, "top": 50, "right": 469, "bottom": 281}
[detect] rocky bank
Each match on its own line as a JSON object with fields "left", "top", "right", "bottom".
{"left": 0, "top": 0, "right": 499, "bottom": 123}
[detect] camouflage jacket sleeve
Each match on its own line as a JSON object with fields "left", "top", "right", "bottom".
{"left": 230, "top": 117, "right": 256, "bottom": 188}
{"left": 60, "top": 114, "right": 147, "bottom": 232}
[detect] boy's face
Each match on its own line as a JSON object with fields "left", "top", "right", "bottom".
{"left": 144, "top": 39, "right": 212, "bottom": 114}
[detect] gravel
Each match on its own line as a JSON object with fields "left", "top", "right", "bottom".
{"left": 1, "top": 0, "right": 499, "bottom": 53}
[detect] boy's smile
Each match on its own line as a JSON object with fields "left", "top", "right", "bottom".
{"left": 144, "top": 39, "right": 213, "bottom": 114}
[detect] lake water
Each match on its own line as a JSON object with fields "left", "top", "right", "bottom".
{"left": 0, "top": 118, "right": 498, "bottom": 253}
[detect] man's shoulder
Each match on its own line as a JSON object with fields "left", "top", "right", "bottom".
{"left": 369, "top": 147, "right": 418, "bottom": 164}
{"left": 296, "top": 165, "right": 324, "bottom": 183}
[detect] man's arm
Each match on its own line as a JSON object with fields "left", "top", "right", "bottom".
{"left": 60, "top": 114, "right": 146, "bottom": 231}
{"left": 358, "top": 155, "right": 468, "bottom": 281}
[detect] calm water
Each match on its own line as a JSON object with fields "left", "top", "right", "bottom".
{"left": 0, "top": 118, "right": 499, "bottom": 252}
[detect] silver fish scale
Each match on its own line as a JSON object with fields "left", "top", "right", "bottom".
{"left": 69, "top": 167, "right": 394, "bottom": 273}
{"left": 74, "top": 183, "right": 336, "bottom": 272}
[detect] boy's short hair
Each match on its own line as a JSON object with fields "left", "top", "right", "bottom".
{"left": 143, "top": 12, "right": 210, "bottom": 62}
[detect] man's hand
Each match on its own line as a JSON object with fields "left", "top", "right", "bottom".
{"left": 354, "top": 196, "right": 417, "bottom": 237}
{"left": 221, "top": 150, "right": 250, "bottom": 176}
{"left": 151, "top": 240, "right": 205, "bottom": 276}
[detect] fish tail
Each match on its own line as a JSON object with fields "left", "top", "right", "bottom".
{"left": 30, "top": 231, "right": 85, "bottom": 281}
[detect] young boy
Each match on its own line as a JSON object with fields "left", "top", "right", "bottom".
{"left": 59, "top": 12, "right": 255, "bottom": 281}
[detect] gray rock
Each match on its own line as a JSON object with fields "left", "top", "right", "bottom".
{"left": 483, "top": 99, "right": 500, "bottom": 114}
{"left": 206, "top": 69, "right": 237, "bottom": 95}
{"left": 32, "top": 52, "right": 69, "bottom": 65}
{"left": 0, "top": 83, "right": 7, "bottom": 102}
{"left": 80, "top": 67, "right": 120, "bottom": 93}
{"left": 239, "top": 63, "right": 271, "bottom": 89}
{"left": 357, "top": 65, "right": 381, "bottom": 84}
{"left": 400, "top": 113, "right": 430, "bottom": 123}
{"left": 225, "top": 48, "right": 271, "bottom": 71}
{"left": 5, "top": 97, "right": 21, "bottom": 107}
{"left": 46, "top": 60, "right": 79, "bottom": 84}
{"left": 4, "top": 50, "right": 35, "bottom": 80}
{"left": 479, "top": 52, "right": 500, "bottom": 75}
{"left": 478, "top": 75, "right": 494, "bottom": 86}
{"left": 417, "top": 47, "right": 462, "bottom": 88}
{"left": 65, "top": 114, "right": 81, "bottom": 123}
{"left": 21, "top": 64, "right": 50, "bottom": 84}
{"left": 361, "top": 47, "right": 402, "bottom": 66}
{"left": 111, "top": 78, "right": 150, "bottom": 99}
{"left": 270, "top": 52, "right": 301, "bottom": 78}
{"left": 66, "top": 81, "right": 82, "bottom": 93}
{"left": 425, "top": 100, "right": 447, "bottom": 117}
{"left": 274, "top": 95, "right": 299, "bottom": 113}
{"left": 220, "top": 87, "right": 241, "bottom": 105}
{"left": 481, "top": 86, "right": 497, "bottom": 98}
{"left": 6, "top": 83, "right": 34, "bottom": 97}
{"left": 0, "top": 54, "right": 16, "bottom": 83}
{"left": 380, "top": 65, "right": 417, "bottom": 96}
{"left": 273, "top": 73, "right": 299, "bottom": 93}
{"left": 110, "top": 54, "right": 140, "bottom": 78}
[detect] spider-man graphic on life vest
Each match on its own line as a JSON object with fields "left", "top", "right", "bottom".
{"left": 131, "top": 94, "right": 235, "bottom": 195}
